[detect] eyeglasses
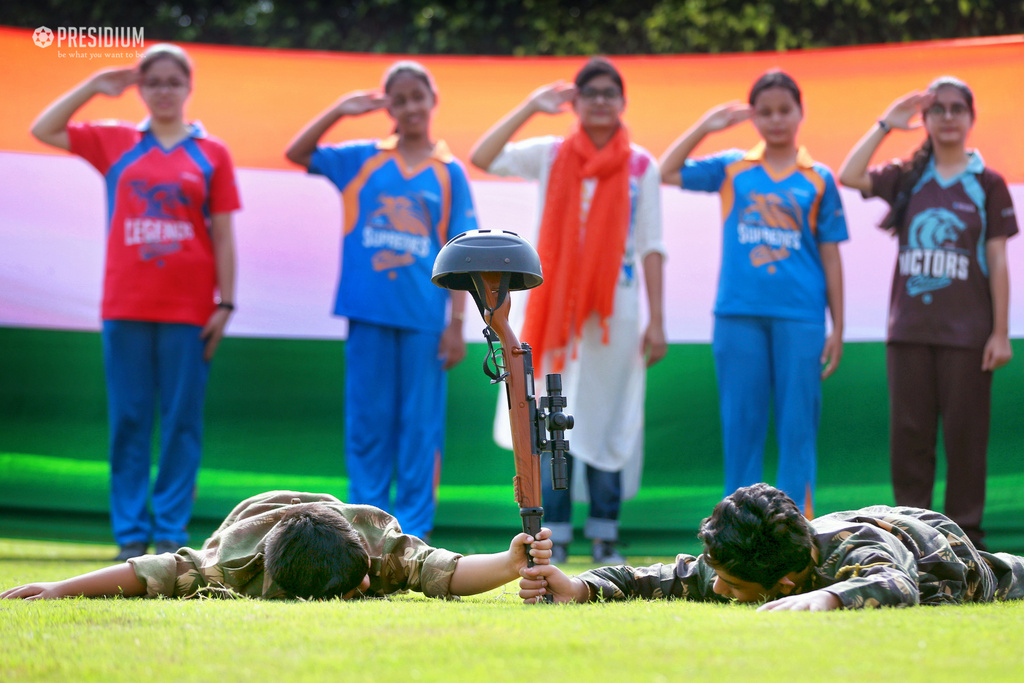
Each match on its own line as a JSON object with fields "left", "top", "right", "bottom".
{"left": 925, "top": 103, "right": 971, "bottom": 118}
{"left": 579, "top": 87, "right": 622, "bottom": 102}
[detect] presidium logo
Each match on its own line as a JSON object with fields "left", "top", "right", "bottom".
{"left": 32, "top": 26, "right": 145, "bottom": 54}
{"left": 33, "top": 27, "right": 53, "bottom": 48}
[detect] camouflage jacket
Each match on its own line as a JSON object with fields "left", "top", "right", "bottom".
{"left": 578, "top": 506, "right": 1024, "bottom": 608}
{"left": 128, "top": 491, "right": 461, "bottom": 599}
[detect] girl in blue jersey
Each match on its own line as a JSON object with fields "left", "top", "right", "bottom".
{"left": 660, "top": 71, "right": 848, "bottom": 517}
{"left": 286, "top": 62, "right": 477, "bottom": 539}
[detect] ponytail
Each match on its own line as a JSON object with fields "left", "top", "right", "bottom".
{"left": 880, "top": 137, "right": 933, "bottom": 231}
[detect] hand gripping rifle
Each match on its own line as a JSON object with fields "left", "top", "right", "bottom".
{"left": 432, "top": 229, "right": 572, "bottom": 568}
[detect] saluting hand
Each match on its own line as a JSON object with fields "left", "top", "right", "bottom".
{"left": 90, "top": 67, "right": 140, "bottom": 97}
{"left": 879, "top": 91, "right": 932, "bottom": 132}
{"left": 527, "top": 81, "right": 577, "bottom": 115}
{"left": 334, "top": 91, "right": 390, "bottom": 117}
{"left": 699, "top": 101, "right": 752, "bottom": 134}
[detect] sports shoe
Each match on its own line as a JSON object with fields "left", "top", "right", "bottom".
{"left": 551, "top": 543, "right": 569, "bottom": 564}
{"left": 591, "top": 540, "right": 625, "bottom": 565}
{"left": 114, "top": 542, "right": 148, "bottom": 562}
{"left": 154, "top": 540, "right": 181, "bottom": 555}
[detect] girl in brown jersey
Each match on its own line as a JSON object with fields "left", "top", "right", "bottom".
{"left": 839, "top": 76, "right": 1018, "bottom": 550}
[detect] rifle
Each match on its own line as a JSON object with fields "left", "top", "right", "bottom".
{"left": 432, "top": 230, "right": 572, "bottom": 568}
{"left": 477, "top": 273, "right": 572, "bottom": 563}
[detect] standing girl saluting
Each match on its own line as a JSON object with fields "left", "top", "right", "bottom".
{"left": 30, "top": 44, "right": 241, "bottom": 561}
{"left": 286, "top": 61, "right": 477, "bottom": 540}
{"left": 838, "top": 77, "right": 1017, "bottom": 549}
{"left": 660, "top": 71, "right": 848, "bottom": 517}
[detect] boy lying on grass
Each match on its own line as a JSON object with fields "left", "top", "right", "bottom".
{"left": 519, "top": 483, "right": 1024, "bottom": 610}
{"left": 1, "top": 491, "right": 552, "bottom": 600}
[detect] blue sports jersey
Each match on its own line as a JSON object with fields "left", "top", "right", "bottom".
{"left": 681, "top": 143, "right": 848, "bottom": 322}
{"left": 310, "top": 136, "right": 478, "bottom": 332}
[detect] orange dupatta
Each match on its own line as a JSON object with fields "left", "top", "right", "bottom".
{"left": 521, "top": 125, "right": 632, "bottom": 375}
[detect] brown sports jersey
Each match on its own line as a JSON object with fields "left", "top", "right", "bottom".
{"left": 868, "top": 152, "right": 1017, "bottom": 348}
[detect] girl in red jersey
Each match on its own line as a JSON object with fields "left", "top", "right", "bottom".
{"left": 839, "top": 76, "right": 1018, "bottom": 549}
{"left": 31, "top": 44, "right": 241, "bottom": 561}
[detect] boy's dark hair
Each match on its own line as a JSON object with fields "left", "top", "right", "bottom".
{"left": 574, "top": 57, "right": 625, "bottom": 97}
{"left": 748, "top": 70, "right": 801, "bottom": 108}
{"left": 698, "top": 483, "right": 814, "bottom": 589}
{"left": 264, "top": 504, "right": 370, "bottom": 600}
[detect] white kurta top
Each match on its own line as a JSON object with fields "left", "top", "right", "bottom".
{"left": 487, "top": 136, "right": 665, "bottom": 500}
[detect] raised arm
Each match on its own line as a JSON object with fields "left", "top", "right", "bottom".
{"left": 838, "top": 91, "right": 932, "bottom": 194}
{"left": 468, "top": 82, "right": 575, "bottom": 172}
{"left": 31, "top": 67, "right": 140, "bottom": 151}
{"left": 1, "top": 563, "right": 145, "bottom": 600}
{"left": 659, "top": 102, "right": 750, "bottom": 186}
{"left": 284, "top": 91, "right": 389, "bottom": 169}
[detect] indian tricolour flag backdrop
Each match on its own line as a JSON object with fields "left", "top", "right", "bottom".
{"left": 2, "top": 28, "right": 1021, "bottom": 341}
{"left": 2, "top": 27, "right": 1023, "bottom": 552}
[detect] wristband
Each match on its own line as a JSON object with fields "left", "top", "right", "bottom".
{"left": 217, "top": 301, "right": 235, "bottom": 311}
{"left": 877, "top": 119, "right": 891, "bottom": 134}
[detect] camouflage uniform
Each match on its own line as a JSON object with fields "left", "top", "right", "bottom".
{"left": 128, "top": 491, "right": 461, "bottom": 599}
{"left": 578, "top": 506, "right": 1024, "bottom": 608}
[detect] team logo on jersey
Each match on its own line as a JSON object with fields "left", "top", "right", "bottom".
{"left": 900, "top": 207, "right": 970, "bottom": 298}
{"left": 364, "top": 193, "right": 432, "bottom": 274}
{"left": 130, "top": 181, "right": 190, "bottom": 218}
{"left": 124, "top": 180, "right": 195, "bottom": 259}
{"left": 738, "top": 190, "right": 804, "bottom": 272}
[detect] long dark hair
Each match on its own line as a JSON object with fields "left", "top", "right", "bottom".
{"left": 880, "top": 76, "right": 975, "bottom": 231}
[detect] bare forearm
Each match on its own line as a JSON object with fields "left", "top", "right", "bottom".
{"left": 211, "top": 214, "right": 237, "bottom": 305}
{"left": 642, "top": 251, "right": 665, "bottom": 326}
{"left": 448, "top": 552, "right": 518, "bottom": 595}
{"left": 821, "top": 242, "right": 844, "bottom": 335}
{"left": 469, "top": 101, "right": 537, "bottom": 171}
{"left": 658, "top": 123, "right": 707, "bottom": 186}
{"left": 449, "top": 290, "right": 467, "bottom": 322}
{"left": 285, "top": 103, "right": 345, "bottom": 168}
{"left": 60, "top": 564, "right": 146, "bottom": 598}
{"left": 987, "top": 238, "right": 1010, "bottom": 336}
{"left": 31, "top": 79, "right": 98, "bottom": 150}
{"left": 838, "top": 125, "right": 887, "bottom": 193}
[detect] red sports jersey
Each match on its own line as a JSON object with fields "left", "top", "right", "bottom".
{"left": 68, "top": 121, "right": 241, "bottom": 325}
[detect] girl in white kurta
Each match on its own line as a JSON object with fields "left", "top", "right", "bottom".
{"left": 470, "top": 58, "right": 666, "bottom": 564}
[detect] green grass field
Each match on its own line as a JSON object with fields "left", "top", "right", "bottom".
{"left": 3, "top": 538, "right": 1024, "bottom": 682}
